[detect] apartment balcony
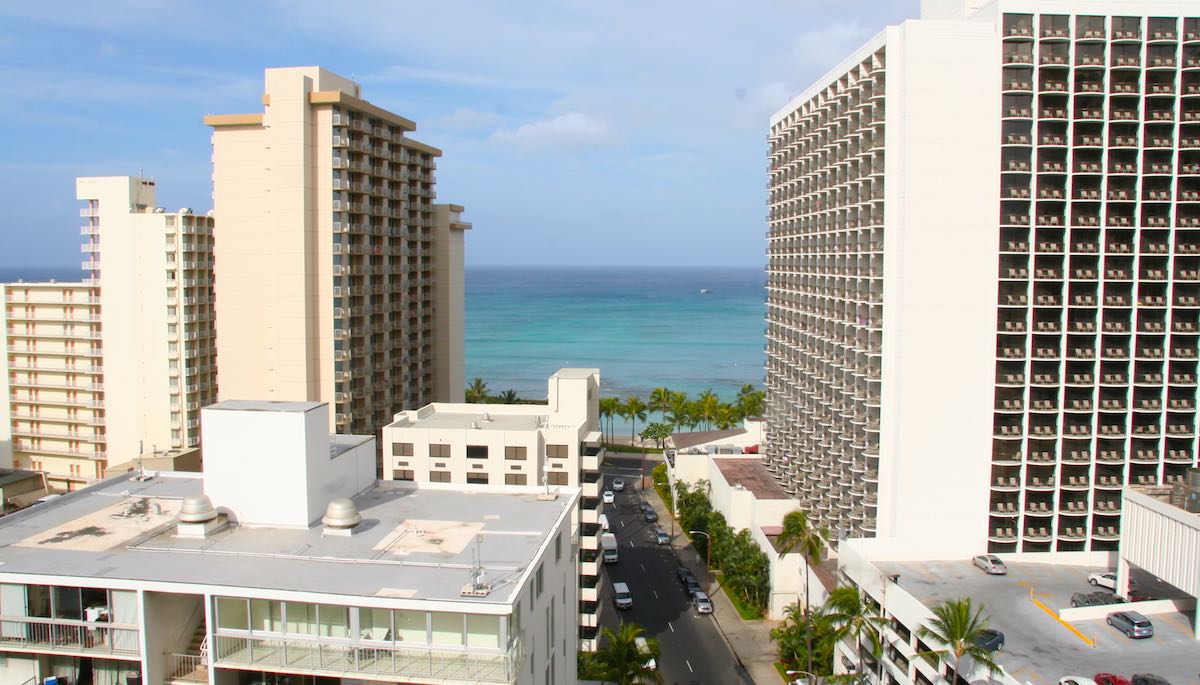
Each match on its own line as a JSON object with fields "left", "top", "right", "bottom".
{"left": 1059, "top": 527, "right": 1087, "bottom": 542}
{"left": 1026, "top": 476, "right": 1056, "bottom": 491}
{"left": 1024, "top": 526, "right": 1052, "bottom": 541}
{"left": 212, "top": 634, "right": 520, "bottom": 684}
{"left": 992, "top": 477, "right": 1020, "bottom": 492}
{"left": 1024, "top": 501, "right": 1054, "bottom": 517}
{"left": 1061, "top": 475, "right": 1091, "bottom": 490}
{"left": 1092, "top": 526, "right": 1121, "bottom": 541}
{"left": 1095, "top": 475, "right": 1125, "bottom": 490}
{"left": 0, "top": 616, "right": 140, "bottom": 659}
{"left": 989, "top": 526, "right": 1018, "bottom": 542}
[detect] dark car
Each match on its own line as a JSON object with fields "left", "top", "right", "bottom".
{"left": 974, "top": 629, "right": 1004, "bottom": 651}
{"left": 1131, "top": 676, "right": 1171, "bottom": 685}
{"left": 684, "top": 577, "right": 703, "bottom": 598}
{"left": 643, "top": 508, "right": 659, "bottom": 522}
{"left": 677, "top": 567, "right": 697, "bottom": 587}
{"left": 1070, "top": 591, "right": 1118, "bottom": 607}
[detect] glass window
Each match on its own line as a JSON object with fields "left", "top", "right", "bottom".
{"left": 466, "top": 614, "right": 501, "bottom": 649}
{"left": 505, "top": 446, "right": 527, "bottom": 460}
{"left": 395, "top": 610, "right": 427, "bottom": 643}
{"left": 392, "top": 442, "right": 413, "bottom": 456}
{"left": 217, "top": 597, "right": 248, "bottom": 631}
{"left": 360, "top": 607, "right": 392, "bottom": 641}
{"left": 546, "top": 444, "right": 568, "bottom": 458}
{"left": 251, "top": 599, "right": 282, "bottom": 633}
{"left": 53, "top": 586, "right": 82, "bottom": 620}
{"left": 430, "top": 612, "right": 464, "bottom": 646}
{"left": 318, "top": 604, "right": 349, "bottom": 638}
{"left": 430, "top": 444, "right": 450, "bottom": 458}
{"left": 286, "top": 602, "right": 317, "bottom": 636}
{"left": 466, "top": 445, "right": 488, "bottom": 459}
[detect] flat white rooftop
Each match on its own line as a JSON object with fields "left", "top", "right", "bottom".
{"left": 392, "top": 410, "right": 544, "bottom": 432}
{"left": 207, "top": 399, "right": 326, "bottom": 413}
{"left": 551, "top": 368, "right": 599, "bottom": 380}
{"left": 0, "top": 472, "right": 577, "bottom": 607}
{"left": 878, "top": 559, "right": 1199, "bottom": 684}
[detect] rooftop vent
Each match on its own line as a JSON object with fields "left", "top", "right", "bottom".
{"left": 470, "top": 421, "right": 481, "bottom": 429}
{"left": 482, "top": 412, "right": 493, "bottom": 422}
{"left": 322, "top": 498, "right": 362, "bottom": 536}
{"left": 176, "top": 494, "right": 226, "bottom": 538}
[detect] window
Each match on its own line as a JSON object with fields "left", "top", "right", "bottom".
{"left": 547, "top": 471, "right": 569, "bottom": 486}
{"left": 466, "top": 614, "right": 501, "bottom": 649}
{"left": 429, "top": 470, "right": 451, "bottom": 483}
{"left": 395, "top": 609, "right": 427, "bottom": 643}
{"left": 392, "top": 442, "right": 413, "bottom": 456}
{"left": 546, "top": 444, "right": 568, "bottom": 458}
{"left": 505, "top": 473, "right": 528, "bottom": 485}
{"left": 251, "top": 599, "right": 282, "bottom": 633}
{"left": 360, "top": 607, "right": 392, "bottom": 641}
{"left": 467, "top": 445, "right": 489, "bottom": 459}
{"left": 431, "top": 612, "right": 464, "bottom": 646}
{"left": 556, "top": 531, "right": 562, "bottom": 561}
{"left": 392, "top": 469, "right": 414, "bottom": 481}
{"left": 318, "top": 604, "right": 349, "bottom": 638}
{"left": 505, "top": 446, "right": 527, "bottom": 460}
{"left": 466, "top": 473, "right": 489, "bottom": 484}
{"left": 286, "top": 602, "right": 316, "bottom": 635}
{"left": 217, "top": 597, "right": 249, "bottom": 631}
{"left": 430, "top": 444, "right": 450, "bottom": 458}
{"left": 536, "top": 564, "right": 544, "bottom": 596}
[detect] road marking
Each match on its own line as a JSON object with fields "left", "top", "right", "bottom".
{"left": 668, "top": 621, "right": 674, "bottom": 633}
{"left": 620, "top": 520, "right": 625, "bottom": 529}
{"left": 1031, "top": 597, "right": 1096, "bottom": 646}
{"left": 628, "top": 540, "right": 635, "bottom": 548}
{"left": 653, "top": 589, "right": 659, "bottom": 599}
{"left": 686, "top": 659, "right": 693, "bottom": 672}
{"left": 640, "top": 563, "right": 646, "bottom": 573}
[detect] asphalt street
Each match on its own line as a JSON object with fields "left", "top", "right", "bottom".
{"left": 598, "top": 457, "right": 749, "bottom": 685}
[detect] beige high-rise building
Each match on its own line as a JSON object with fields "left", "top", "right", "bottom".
{"left": 0, "top": 177, "right": 216, "bottom": 490}
{"left": 206, "top": 66, "right": 470, "bottom": 439}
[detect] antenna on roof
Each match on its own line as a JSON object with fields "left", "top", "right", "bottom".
{"left": 461, "top": 533, "right": 492, "bottom": 597}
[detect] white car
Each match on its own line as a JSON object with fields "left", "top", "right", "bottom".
{"left": 602, "top": 490, "right": 615, "bottom": 504}
{"left": 634, "top": 636, "right": 656, "bottom": 670}
{"left": 1088, "top": 572, "right": 1117, "bottom": 590}
{"left": 612, "top": 478, "right": 625, "bottom": 492}
{"left": 1059, "top": 678, "right": 1098, "bottom": 685}
{"left": 973, "top": 554, "right": 1007, "bottom": 575}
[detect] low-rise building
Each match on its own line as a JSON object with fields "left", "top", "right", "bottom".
{"left": 382, "top": 368, "right": 605, "bottom": 649}
{"left": 0, "top": 400, "right": 578, "bottom": 685}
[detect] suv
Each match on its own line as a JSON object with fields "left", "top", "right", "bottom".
{"left": 694, "top": 591, "right": 714, "bottom": 614}
{"left": 613, "top": 582, "right": 633, "bottom": 610}
{"left": 1107, "top": 610, "right": 1153, "bottom": 639}
{"left": 973, "top": 554, "right": 1007, "bottom": 575}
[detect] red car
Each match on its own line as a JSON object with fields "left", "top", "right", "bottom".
{"left": 1095, "top": 674, "right": 1131, "bottom": 685}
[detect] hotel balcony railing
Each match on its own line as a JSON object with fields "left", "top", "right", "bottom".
{"left": 0, "top": 617, "right": 140, "bottom": 657}
{"left": 213, "top": 634, "right": 520, "bottom": 684}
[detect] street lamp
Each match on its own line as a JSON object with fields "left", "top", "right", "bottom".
{"left": 688, "top": 530, "right": 711, "bottom": 571}
{"left": 785, "top": 669, "right": 818, "bottom": 685}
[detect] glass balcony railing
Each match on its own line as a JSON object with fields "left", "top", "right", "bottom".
{"left": 0, "top": 616, "right": 140, "bottom": 657}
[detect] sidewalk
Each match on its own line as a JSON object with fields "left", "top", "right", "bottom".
{"left": 641, "top": 482, "right": 783, "bottom": 685}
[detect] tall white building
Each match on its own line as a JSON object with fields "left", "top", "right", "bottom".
{"left": 1, "top": 177, "right": 215, "bottom": 490}
{"left": 0, "top": 400, "right": 578, "bottom": 685}
{"left": 766, "top": 0, "right": 1200, "bottom": 562}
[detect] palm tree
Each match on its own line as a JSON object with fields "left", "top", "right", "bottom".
{"left": 714, "top": 403, "right": 739, "bottom": 430}
{"left": 648, "top": 386, "right": 672, "bottom": 423}
{"left": 624, "top": 395, "right": 648, "bottom": 450}
{"left": 772, "top": 603, "right": 837, "bottom": 680}
{"left": 696, "top": 389, "right": 720, "bottom": 430}
{"left": 665, "top": 391, "right": 690, "bottom": 430}
{"left": 600, "top": 397, "right": 621, "bottom": 444}
{"left": 736, "top": 383, "right": 766, "bottom": 419}
{"left": 465, "top": 378, "right": 490, "bottom": 403}
{"left": 916, "top": 598, "right": 1002, "bottom": 684}
{"left": 825, "top": 585, "right": 886, "bottom": 681}
{"left": 593, "top": 623, "right": 662, "bottom": 684}
{"left": 496, "top": 389, "right": 520, "bottom": 404}
{"left": 776, "top": 510, "right": 832, "bottom": 679}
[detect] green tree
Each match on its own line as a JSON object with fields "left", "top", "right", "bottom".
{"left": 696, "top": 389, "right": 720, "bottom": 430}
{"left": 648, "top": 386, "right": 672, "bottom": 423}
{"left": 465, "top": 378, "right": 490, "bottom": 403}
{"left": 736, "top": 383, "right": 766, "bottom": 419}
{"left": 600, "top": 397, "right": 621, "bottom": 445}
{"left": 776, "top": 510, "right": 832, "bottom": 680}
{"left": 825, "top": 585, "right": 886, "bottom": 681}
{"left": 714, "top": 403, "right": 739, "bottom": 430}
{"left": 772, "top": 603, "right": 836, "bottom": 678}
{"left": 593, "top": 623, "right": 662, "bottom": 684}
{"left": 639, "top": 422, "right": 673, "bottom": 449}
{"left": 916, "top": 597, "right": 1002, "bottom": 683}
{"left": 665, "top": 391, "right": 691, "bottom": 430}
{"left": 497, "top": 389, "right": 520, "bottom": 404}
{"left": 624, "top": 395, "right": 648, "bottom": 450}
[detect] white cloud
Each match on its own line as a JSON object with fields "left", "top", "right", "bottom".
{"left": 488, "top": 113, "right": 615, "bottom": 152}
{"left": 429, "top": 107, "right": 503, "bottom": 131}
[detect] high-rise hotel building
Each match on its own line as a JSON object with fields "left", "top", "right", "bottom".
{"left": 206, "top": 67, "right": 469, "bottom": 438}
{"left": 765, "top": 0, "right": 1200, "bottom": 560}
{"left": 0, "top": 177, "right": 217, "bottom": 490}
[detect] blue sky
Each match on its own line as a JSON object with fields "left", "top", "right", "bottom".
{"left": 0, "top": 0, "right": 917, "bottom": 268}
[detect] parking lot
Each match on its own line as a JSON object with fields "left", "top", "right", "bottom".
{"left": 876, "top": 560, "right": 1199, "bottom": 685}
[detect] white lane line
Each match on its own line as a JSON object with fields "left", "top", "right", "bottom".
{"left": 620, "top": 520, "right": 626, "bottom": 528}
{"left": 686, "top": 659, "right": 694, "bottom": 672}
{"left": 652, "top": 589, "right": 659, "bottom": 599}
{"left": 628, "top": 540, "right": 635, "bottom": 548}
{"left": 668, "top": 621, "right": 675, "bottom": 633}
{"left": 640, "top": 563, "right": 646, "bottom": 573}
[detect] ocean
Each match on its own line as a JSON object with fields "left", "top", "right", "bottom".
{"left": 0, "top": 264, "right": 768, "bottom": 408}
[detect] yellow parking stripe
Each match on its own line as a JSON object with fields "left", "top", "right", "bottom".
{"left": 1032, "top": 597, "right": 1096, "bottom": 647}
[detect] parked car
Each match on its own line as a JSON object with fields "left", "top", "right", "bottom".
{"left": 974, "top": 628, "right": 1004, "bottom": 651}
{"left": 1059, "top": 678, "right": 1098, "bottom": 685}
{"left": 1131, "top": 675, "right": 1171, "bottom": 685}
{"left": 634, "top": 636, "right": 657, "bottom": 670}
{"left": 1107, "top": 610, "right": 1154, "bottom": 639}
{"left": 1089, "top": 572, "right": 1118, "bottom": 590}
{"left": 676, "top": 567, "right": 697, "bottom": 587}
{"left": 642, "top": 507, "right": 658, "bottom": 522}
{"left": 613, "top": 581, "right": 633, "bottom": 610}
{"left": 684, "top": 577, "right": 703, "bottom": 599}
{"left": 1071, "top": 591, "right": 1118, "bottom": 607}
{"left": 1119, "top": 593, "right": 1153, "bottom": 603}
{"left": 1094, "top": 674, "right": 1131, "bottom": 685}
{"left": 973, "top": 554, "right": 1008, "bottom": 575}
{"left": 651, "top": 527, "right": 670, "bottom": 545}
{"left": 693, "top": 591, "right": 714, "bottom": 614}
{"left": 602, "top": 490, "right": 615, "bottom": 504}
{"left": 612, "top": 478, "right": 625, "bottom": 492}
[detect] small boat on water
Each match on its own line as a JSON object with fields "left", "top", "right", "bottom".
{"left": 699, "top": 288, "right": 711, "bottom": 294}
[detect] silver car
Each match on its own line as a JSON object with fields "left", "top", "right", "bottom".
{"left": 1107, "top": 610, "right": 1153, "bottom": 639}
{"left": 693, "top": 591, "right": 713, "bottom": 614}
{"left": 973, "top": 554, "right": 1007, "bottom": 575}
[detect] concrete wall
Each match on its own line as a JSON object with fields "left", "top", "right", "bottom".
{"left": 434, "top": 205, "right": 468, "bottom": 404}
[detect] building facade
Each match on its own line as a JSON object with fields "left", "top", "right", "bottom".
{"left": 766, "top": 0, "right": 1200, "bottom": 561}
{"left": 207, "top": 66, "right": 470, "bottom": 438}
{"left": 382, "top": 368, "right": 606, "bottom": 649}
{"left": 0, "top": 401, "right": 578, "bottom": 685}
{"left": 1, "top": 177, "right": 215, "bottom": 490}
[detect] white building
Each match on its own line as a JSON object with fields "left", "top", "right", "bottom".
{"left": 1, "top": 176, "right": 214, "bottom": 490}
{"left": 382, "top": 369, "right": 606, "bottom": 650}
{"left": 0, "top": 400, "right": 577, "bottom": 685}
{"left": 766, "top": 0, "right": 1200, "bottom": 564}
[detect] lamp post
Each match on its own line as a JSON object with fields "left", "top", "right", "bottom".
{"left": 785, "top": 669, "right": 819, "bottom": 685}
{"left": 689, "top": 529, "right": 711, "bottom": 572}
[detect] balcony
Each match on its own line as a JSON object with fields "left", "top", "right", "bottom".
{"left": 0, "top": 616, "right": 140, "bottom": 658}
{"left": 212, "top": 634, "right": 520, "bottom": 684}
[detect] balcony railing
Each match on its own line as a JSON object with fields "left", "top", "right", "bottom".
{"left": 213, "top": 634, "right": 519, "bottom": 683}
{"left": 0, "top": 616, "right": 140, "bottom": 657}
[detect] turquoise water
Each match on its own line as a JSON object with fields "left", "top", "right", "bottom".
{"left": 466, "top": 266, "right": 766, "bottom": 405}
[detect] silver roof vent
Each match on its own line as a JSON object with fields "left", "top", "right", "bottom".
{"left": 178, "top": 494, "right": 218, "bottom": 523}
{"left": 322, "top": 498, "right": 362, "bottom": 536}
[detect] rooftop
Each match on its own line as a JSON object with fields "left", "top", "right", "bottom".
{"left": 0, "top": 468, "right": 43, "bottom": 489}
{"left": 876, "top": 559, "right": 1198, "bottom": 684}
{"left": 713, "top": 458, "right": 790, "bottom": 500}
{"left": 0, "top": 472, "right": 577, "bottom": 607}
{"left": 550, "top": 368, "right": 599, "bottom": 380}
{"left": 670, "top": 428, "right": 748, "bottom": 450}
{"left": 391, "top": 408, "right": 545, "bottom": 432}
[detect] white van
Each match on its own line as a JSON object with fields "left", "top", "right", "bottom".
{"left": 634, "top": 636, "right": 657, "bottom": 670}
{"left": 613, "top": 582, "right": 633, "bottom": 609}
{"left": 598, "top": 513, "right": 609, "bottom": 531}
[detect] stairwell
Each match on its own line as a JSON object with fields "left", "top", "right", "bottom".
{"left": 167, "top": 619, "right": 209, "bottom": 684}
